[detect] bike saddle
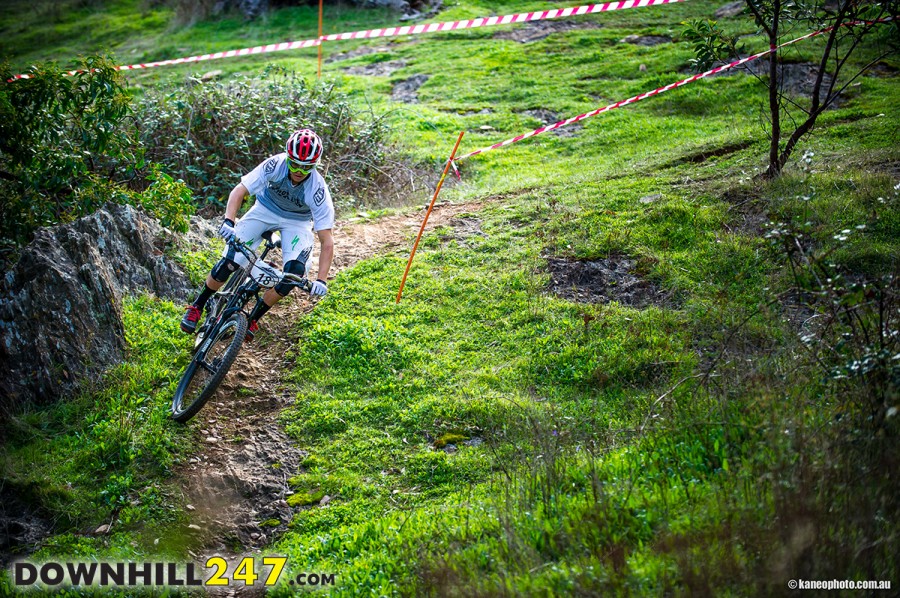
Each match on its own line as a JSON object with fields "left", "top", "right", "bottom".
{"left": 261, "top": 230, "right": 281, "bottom": 249}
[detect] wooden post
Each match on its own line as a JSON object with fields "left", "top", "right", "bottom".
{"left": 317, "top": 0, "right": 324, "bottom": 79}
{"left": 396, "top": 131, "right": 466, "bottom": 303}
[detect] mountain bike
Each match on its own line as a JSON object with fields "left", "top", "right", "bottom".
{"left": 171, "top": 232, "right": 311, "bottom": 423}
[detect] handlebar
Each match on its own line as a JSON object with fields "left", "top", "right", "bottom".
{"left": 228, "top": 237, "right": 312, "bottom": 293}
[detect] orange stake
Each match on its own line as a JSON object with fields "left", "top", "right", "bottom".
{"left": 396, "top": 131, "right": 465, "bottom": 304}
{"left": 317, "top": 0, "right": 324, "bottom": 79}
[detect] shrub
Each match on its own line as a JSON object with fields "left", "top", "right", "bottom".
{"left": 135, "top": 67, "right": 419, "bottom": 213}
{"left": 138, "top": 163, "right": 195, "bottom": 233}
{"left": 0, "top": 56, "right": 143, "bottom": 254}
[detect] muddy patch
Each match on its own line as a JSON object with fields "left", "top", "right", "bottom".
{"left": 450, "top": 215, "right": 484, "bottom": 238}
{"left": 663, "top": 140, "right": 753, "bottom": 168}
{"left": 866, "top": 61, "right": 899, "bottom": 78}
{"left": 435, "top": 214, "right": 486, "bottom": 247}
{"left": 547, "top": 255, "right": 674, "bottom": 308}
{"left": 620, "top": 34, "right": 671, "bottom": 46}
{"left": 0, "top": 482, "right": 54, "bottom": 567}
{"left": 398, "top": 0, "right": 446, "bottom": 22}
{"left": 721, "top": 187, "right": 770, "bottom": 237}
{"left": 872, "top": 160, "right": 900, "bottom": 178}
{"left": 344, "top": 59, "right": 407, "bottom": 77}
{"left": 702, "top": 61, "right": 844, "bottom": 107}
{"left": 391, "top": 74, "right": 429, "bottom": 103}
{"left": 521, "top": 108, "right": 583, "bottom": 137}
{"left": 326, "top": 45, "right": 392, "bottom": 63}
{"left": 458, "top": 107, "right": 494, "bottom": 116}
{"left": 179, "top": 382, "right": 308, "bottom": 552}
{"left": 752, "top": 62, "right": 838, "bottom": 104}
{"left": 493, "top": 19, "right": 602, "bottom": 43}
{"left": 715, "top": 1, "right": 746, "bottom": 18}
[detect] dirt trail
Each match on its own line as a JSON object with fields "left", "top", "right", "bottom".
{"left": 176, "top": 202, "right": 481, "bottom": 594}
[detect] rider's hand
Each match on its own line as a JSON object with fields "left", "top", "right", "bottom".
{"left": 311, "top": 279, "right": 328, "bottom": 297}
{"left": 218, "top": 218, "right": 236, "bottom": 241}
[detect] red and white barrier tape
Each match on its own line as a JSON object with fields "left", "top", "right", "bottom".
{"left": 453, "top": 19, "right": 892, "bottom": 162}
{"left": 10, "top": 0, "right": 680, "bottom": 80}
{"left": 323, "top": 0, "right": 681, "bottom": 41}
{"left": 10, "top": 38, "right": 323, "bottom": 80}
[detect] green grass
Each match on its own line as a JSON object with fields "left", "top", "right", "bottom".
{"left": 1, "top": 0, "right": 898, "bottom": 595}
{"left": 0, "top": 297, "right": 203, "bottom": 567}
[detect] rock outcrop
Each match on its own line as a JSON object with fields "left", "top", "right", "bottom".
{"left": 0, "top": 204, "right": 195, "bottom": 415}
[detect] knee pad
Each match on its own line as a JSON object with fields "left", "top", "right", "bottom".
{"left": 210, "top": 257, "right": 240, "bottom": 283}
{"left": 274, "top": 259, "right": 307, "bottom": 296}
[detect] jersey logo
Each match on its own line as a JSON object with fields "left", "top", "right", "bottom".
{"left": 264, "top": 158, "right": 277, "bottom": 175}
{"left": 314, "top": 188, "right": 326, "bottom": 206}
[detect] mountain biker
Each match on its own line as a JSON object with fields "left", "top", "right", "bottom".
{"left": 180, "top": 128, "right": 335, "bottom": 340}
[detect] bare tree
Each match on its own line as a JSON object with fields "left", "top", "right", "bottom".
{"left": 684, "top": 0, "right": 899, "bottom": 178}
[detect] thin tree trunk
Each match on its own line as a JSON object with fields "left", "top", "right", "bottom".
{"left": 766, "top": 0, "right": 781, "bottom": 178}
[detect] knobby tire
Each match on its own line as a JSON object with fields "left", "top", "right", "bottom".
{"left": 171, "top": 312, "right": 248, "bottom": 423}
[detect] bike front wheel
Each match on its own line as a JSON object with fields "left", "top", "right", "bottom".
{"left": 171, "top": 312, "right": 248, "bottom": 423}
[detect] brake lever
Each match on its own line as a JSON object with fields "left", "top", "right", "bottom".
{"left": 229, "top": 237, "right": 258, "bottom": 263}
{"left": 280, "top": 273, "right": 312, "bottom": 293}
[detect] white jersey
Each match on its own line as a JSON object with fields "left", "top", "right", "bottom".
{"left": 240, "top": 153, "right": 335, "bottom": 231}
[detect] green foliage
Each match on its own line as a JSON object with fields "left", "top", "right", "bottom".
{"left": 0, "top": 55, "right": 141, "bottom": 250}
{"left": 681, "top": 19, "right": 739, "bottom": 71}
{"left": 172, "top": 239, "right": 224, "bottom": 287}
{"left": 134, "top": 68, "right": 412, "bottom": 210}
{"left": 765, "top": 215, "right": 900, "bottom": 432}
{"left": 138, "top": 163, "right": 195, "bottom": 233}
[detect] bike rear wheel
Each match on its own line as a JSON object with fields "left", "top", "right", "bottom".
{"left": 171, "top": 312, "right": 248, "bottom": 423}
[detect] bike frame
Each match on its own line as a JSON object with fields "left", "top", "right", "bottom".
{"left": 193, "top": 237, "right": 271, "bottom": 353}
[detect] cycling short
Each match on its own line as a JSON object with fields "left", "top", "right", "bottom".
{"left": 224, "top": 201, "right": 315, "bottom": 271}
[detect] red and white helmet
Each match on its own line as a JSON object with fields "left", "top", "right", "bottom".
{"left": 285, "top": 129, "right": 323, "bottom": 168}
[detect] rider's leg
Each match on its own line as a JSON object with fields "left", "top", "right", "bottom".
{"left": 192, "top": 258, "right": 238, "bottom": 308}
{"left": 182, "top": 204, "right": 275, "bottom": 333}
{"left": 181, "top": 255, "right": 243, "bottom": 333}
{"left": 244, "top": 218, "right": 314, "bottom": 340}
{"left": 249, "top": 219, "right": 314, "bottom": 323}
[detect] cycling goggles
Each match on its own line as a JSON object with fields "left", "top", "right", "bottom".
{"left": 287, "top": 159, "right": 316, "bottom": 175}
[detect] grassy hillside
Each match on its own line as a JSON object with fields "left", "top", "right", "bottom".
{"left": 2, "top": 0, "right": 898, "bottom": 595}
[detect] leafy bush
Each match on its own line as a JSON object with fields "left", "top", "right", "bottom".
{"left": 0, "top": 55, "right": 196, "bottom": 263}
{"left": 766, "top": 219, "right": 899, "bottom": 435}
{"left": 135, "top": 67, "right": 419, "bottom": 213}
{"left": 0, "top": 56, "right": 143, "bottom": 254}
{"left": 138, "top": 163, "right": 195, "bottom": 233}
{"left": 0, "top": 59, "right": 414, "bottom": 261}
